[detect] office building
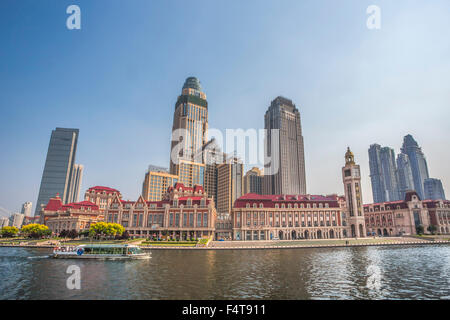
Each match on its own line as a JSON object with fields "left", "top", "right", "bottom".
{"left": 424, "top": 178, "right": 446, "bottom": 200}
{"left": 21, "top": 202, "right": 33, "bottom": 217}
{"left": 35, "top": 128, "right": 79, "bottom": 215}
{"left": 142, "top": 166, "right": 178, "bottom": 202}
{"left": 396, "top": 153, "right": 415, "bottom": 200}
{"left": 169, "top": 77, "right": 208, "bottom": 188}
{"left": 216, "top": 157, "right": 243, "bottom": 214}
{"left": 400, "top": 134, "right": 429, "bottom": 200}
{"left": 68, "top": 164, "right": 84, "bottom": 203}
{"left": 243, "top": 167, "right": 263, "bottom": 195}
{"left": 263, "top": 96, "right": 306, "bottom": 195}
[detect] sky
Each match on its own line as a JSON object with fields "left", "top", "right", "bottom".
{"left": 0, "top": 0, "right": 449, "bottom": 216}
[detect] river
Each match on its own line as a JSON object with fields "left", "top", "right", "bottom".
{"left": 1, "top": 245, "right": 449, "bottom": 299}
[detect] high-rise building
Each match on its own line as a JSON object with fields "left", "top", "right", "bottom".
{"left": 35, "top": 128, "right": 79, "bottom": 215}
{"left": 400, "top": 134, "right": 429, "bottom": 200}
{"left": 263, "top": 96, "right": 306, "bottom": 195}
{"left": 342, "top": 147, "right": 366, "bottom": 237}
{"left": 216, "top": 157, "right": 243, "bottom": 214}
{"left": 169, "top": 77, "right": 208, "bottom": 188}
{"left": 68, "top": 164, "right": 84, "bottom": 203}
{"left": 243, "top": 167, "right": 263, "bottom": 195}
{"left": 0, "top": 217, "right": 9, "bottom": 228}
{"left": 424, "top": 178, "right": 446, "bottom": 200}
{"left": 9, "top": 213, "right": 25, "bottom": 229}
{"left": 21, "top": 202, "right": 33, "bottom": 217}
{"left": 202, "top": 139, "right": 226, "bottom": 206}
{"left": 396, "top": 153, "right": 414, "bottom": 200}
{"left": 368, "top": 144, "right": 400, "bottom": 203}
{"left": 142, "top": 165, "right": 178, "bottom": 202}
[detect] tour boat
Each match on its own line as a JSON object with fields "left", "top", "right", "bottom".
{"left": 51, "top": 244, "right": 151, "bottom": 260}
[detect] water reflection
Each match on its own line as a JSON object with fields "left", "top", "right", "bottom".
{"left": 1, "top": 245, "right": 450, "bottom": 300}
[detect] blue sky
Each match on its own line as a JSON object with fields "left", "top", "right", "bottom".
{"left": 1, "top": 0, "right": 449, "bottom": 215}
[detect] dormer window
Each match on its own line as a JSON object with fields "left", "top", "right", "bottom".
{"left": 253, "top": 203, "right": 257, "bottom": 208}
{"left": 259, "top": 203, "right": 263, "bottom": 208}
{"left": 246, "top": 203, "right": 250, "bottom": 208}
{"left": 173, "top": 200, "right": 178, "bottom": 207}
{"left": 187, "top": 198, "right": 192, "bottom": 206}
{"left": 201, "top": 198, "right": 206, "bottom": 206}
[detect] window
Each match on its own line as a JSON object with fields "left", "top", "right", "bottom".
{"left": 197, "top": 214, "right": 202, "bottom": 227}
{"left": 203, "top": 213, "right": 208, "bottom": 227}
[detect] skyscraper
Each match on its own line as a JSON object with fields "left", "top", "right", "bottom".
{"left": 21, "top": 202, "right": 32, "bottom": 217}
{"left": 263, "top": 96, "right": 306, "bottom": 195}
{"left": 243, "top": 167, "right": 263, "bottom": 195}
{"left": 400, "top": 134, "right": 429, "bottom": 200}
{"left": 368, "top": 144, "right": 400, "bottom": 203}
{"left": 202, "top": 138, "right": 226, "bottom": 206}
{"left": 169, "top": 77, "right": 208, "bottom": 188}
{"left": 35, "top": 128, "right": 79, "bottom": 215}
{"left": 67, "top": 164, "right": 84, "bottom": 203}
{"left": 424, "top": 178, "right": 446, "bottom": 200}
{"left": 216, "top": 157, "right": 243, "bottom": 214}
{"left": 396, "top": 153, "right": 414, "bottom": 200}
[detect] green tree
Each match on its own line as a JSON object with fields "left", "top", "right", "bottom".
{"left": 427, "top": 225, "right": 438, "bottom": 235}
{"left": 68, "top": 229, "right": 78, "bottom": 239}
{"left": 89, "top": 222, "right": 125, "bottom": 239}
{"left": 1, "top": 226, "right": 19, "bottom": 238}
{"left": 21, "top": 224, "right": 51, "bottom": 239}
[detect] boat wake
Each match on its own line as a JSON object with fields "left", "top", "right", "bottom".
{"left": 27, "top": 255, "right": 50, "bottom": 259}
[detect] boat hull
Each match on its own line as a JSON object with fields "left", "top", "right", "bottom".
{"left": 51, "top": 253, "right": 150, "bottom": 260}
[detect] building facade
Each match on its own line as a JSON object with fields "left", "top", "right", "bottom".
{"left": 9, "top": 213, "right": 25, "bottom": 229}
{"left": 216, "top": 157, "right": 243, "bottom": 214}
{"left": 21, "top": 202, "right": 33, "bottom": 217}
{"left": 263, "top": 96, "right": 306, "bottom": 195}
{"left": 400, "top": 134, "right": 430, "bottom": 200}
{"left": 169, "top": 77, "right": 208, "bottom": 188}
{"left": 396, "top": 153, "right": 414, "bottom": 200}
{"left": 35, "top": 128, "right": 79, "bottom": 215}
{"left": 368, "top": 144, "right": 400, "bottom": 203}
{"left": 84, "top": 186, "right": 122, "bottom": 212}
{"left": 244, "top": 167, "right": 263, "bottom": 195}
{"left": 424, "top": 178, "right": 446, "bottom": 200}
{"left": 364, "top": 191, "right": 450, "bottom": 236}
{"left": 67, "top": 164, "right": 84, "bottom": 203}
{"left": 142, "top": 166, "right": 178, "bottom": 202}
{"left": 0, "top": 217, "right": 9, "bottom": 228}
{"left": 105, "top": 183, "right": 216, "bottom": 240}
{"left": 232, "top": 193, "right": 346, "bottom": 241}
{"left": 39, "top": 193, "right": 104, "bottom": 234}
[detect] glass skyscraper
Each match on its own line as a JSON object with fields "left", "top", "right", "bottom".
{"left": 34, "top": 128, "right": 79, "bottom": 215}
{"left": 396, "top": 153, "right": 414, "bottom": 200}
{"left": 400, "top": 134, "right": 429, "bottom": 200}
{"left": 424, "top": 178, "right": 446, "bottom": 200}
{"left": 368, "top": 144, "right": 400, "bottom": 203}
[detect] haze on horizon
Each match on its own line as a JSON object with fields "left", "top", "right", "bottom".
{"left": 0, "top": 0, "right": 449, "bottom": 215}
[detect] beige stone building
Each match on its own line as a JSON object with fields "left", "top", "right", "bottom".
{"left": 39, "top": 193, "right": 104, "bottom": 234}
{"left": 84, "top": 186, "right": 122, "bottom": 212}
{"left": 106, "top": 183, "right": 216, "bottom": 240}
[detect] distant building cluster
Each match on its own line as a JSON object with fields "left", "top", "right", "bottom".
{"left": 369, "top": 135, "right": 446, "bottom": 203}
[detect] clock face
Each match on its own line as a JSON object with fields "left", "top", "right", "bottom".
{"left": 352, "top": 168, "right": 360, "bottom": 177}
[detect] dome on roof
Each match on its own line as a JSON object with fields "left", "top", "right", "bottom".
{"left": 183, "top": 77, "right": 202, "bottom": 91}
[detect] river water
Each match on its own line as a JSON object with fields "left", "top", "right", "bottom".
{"left": 1, "top": 245, "right": 449, "bottom": 300}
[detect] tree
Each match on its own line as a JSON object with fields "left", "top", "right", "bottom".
{"left": 59, "top": 229, "right": 68, "bottom": 238}
{"left": 427, "top": 225, "right": 438, "bottom": 235}
{"left": 68, "top": 229, "right": 78, "bottom": 239}
{"left": 416, "top": 224, "right": 425, "bottom": 235}
{"left": 89, "top": 222, "right": 125, "bottom": 239}
{"left": 121, "top": 230, "right": 130, "bottom": 240}
{"left": 1, "top": 226, "right": 19, "bottom": 238}
{"left": 21, "top": 224, "right": 51, "bottom": 239}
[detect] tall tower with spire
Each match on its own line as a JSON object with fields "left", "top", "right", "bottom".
{"left": 342, "top": 147, "right": 366, "bottom": 238}
{"left": 169, "top": 77, "right": 208, "bottom": 188}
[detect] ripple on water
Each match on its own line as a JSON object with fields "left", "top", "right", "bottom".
{"left": 1, "top": 245, "right": 450, "bottom": 299}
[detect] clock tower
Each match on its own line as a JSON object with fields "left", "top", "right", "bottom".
{"left": 342, "top": 147, "right": 366, "bottom": 238}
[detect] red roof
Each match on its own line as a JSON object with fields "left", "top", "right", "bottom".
{"left": 87, "top": 186, "right": 120, "bottom": 194}
{"left": 44, "top": 194, "right": 100, "bottom": 212}
{"left": 234, "top": 193, "right": 340, "bottom": 208}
